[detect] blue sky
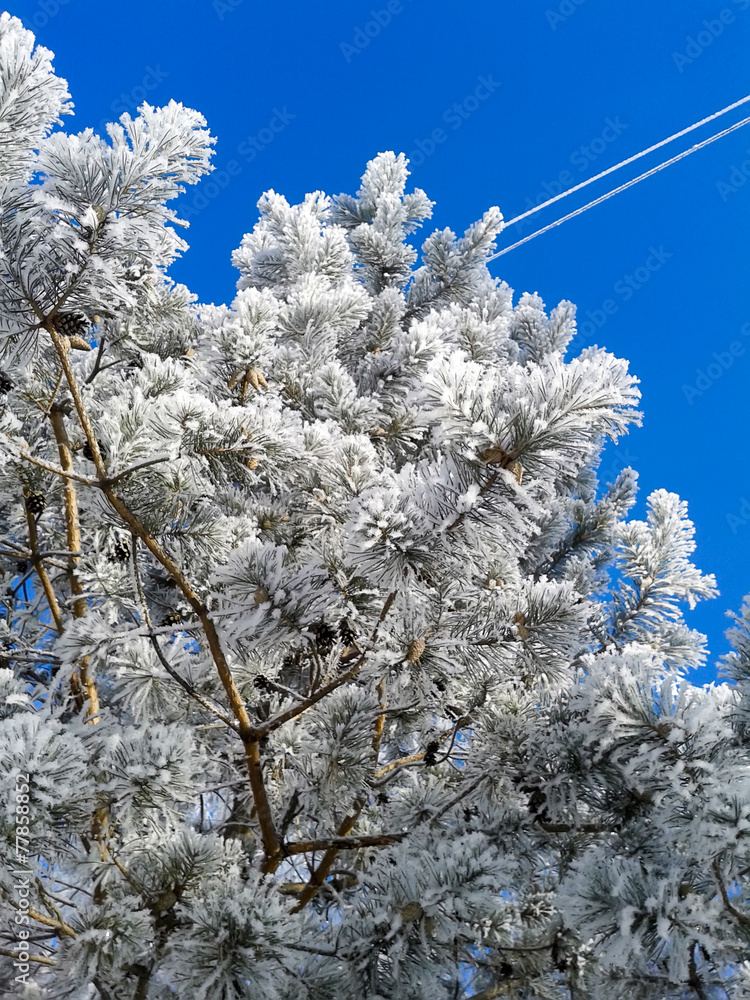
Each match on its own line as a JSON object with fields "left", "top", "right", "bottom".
{"left": 11, "top": 0, "right": 750, "bottom": 682}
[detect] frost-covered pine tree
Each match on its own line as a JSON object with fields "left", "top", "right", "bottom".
{"left": 2, "top": 13, "right": 750, "bottom": 999}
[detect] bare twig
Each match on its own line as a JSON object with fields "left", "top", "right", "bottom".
{"left": 108, "top": 454, "right": 174, "bottom": 484}
{"left": 148, "top": 631, "right": 240, "bottom": 731}
{"left": 0, "top": 946, "right": 55, "bottom": 966}
{"left": 19, "top": 451, "right": 95, "bottom": 486}
{"left": 712, "top": 860, "right": 750, "bottom": 927}
{"left": 425, "top": 775, "right": 487, "bottom": 825}
{"left": 84, "top": 331, "right": 107, "bottom": 384}
{"left": 27, "top": 906, "right": 76, "bottom": 938}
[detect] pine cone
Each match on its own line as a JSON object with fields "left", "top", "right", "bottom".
{"left": 338, "top": 618, "right": 357, "bottom": 646}
{"left": 513, "top": 611, "right": 530, "bottom": 640}
{"left": 160, "top": 611, "right": 184, "bottom": 627}
{"left": 423, "top": 740, "right": 440, "bottom": 766}
{"left": 52, "top": 313, "right": 89, "bottom": 339}
{"left": 507, "top": 459, "right": 523, "bottom": 485}
{"left": 477, "top": 444, "right": 509, "bottom": 465}
{"left": 151, "top": 889, "right": 179, "bottom": 916}
{"left": 526, "top": 787, "right": 547, "bottom": 817}
{"left": 405, "top": 638, "right": 426, "bottom": 664}
{"left": 253, "top": 674, "right": 272, "bottom": 691}
{"left": 400, "top": 901, "right": 424, "bottom": 923}
{"left": 0, "top": 371, "right": 12, "bottom": 394}
{"left": 68, "top": 336, "right": 92, "bottom": 352}
{"left": 24, "top": 489, "right": 45, "bottom": 515}
{"left": 309, "top": 620, "right": 336, "bottom": 654}
{"left": 109, "top": 538, "right": 130, "bottom": 562}
{"left": 282, "top": 650, "right": 301, "bottom": 671}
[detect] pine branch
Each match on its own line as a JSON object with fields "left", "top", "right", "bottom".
{"left": 146, "top": 630, "right": 240, "bottom": 732}
{"left": 373, "top": 722, "right": 462, "bottom": 783}
{"left": 23, "top": 494, "right": 64, "bottom": 634}
{"left": 445, "top": 469, "right": 501, "bottom": 533}
{"left": 291, "top": 796, "right": 367, "bottom": 911}
{"left": 712, "top": 860, "right": 750, "bottom": 928}
{"left": 26, "top": 906, "right": 76, "bottom": 938}
{"left": 100, "top": 841, "right": 144, "bottom": 896}
{"left": 425, "top": 775, "right": 487, "bottom": 826}
{"left": 688, "top": 942, "right": 709, "bottom": 1000}
{"left": 535, "top": 821, "right": 613, "bottom": 835}
{"left": 48, "top": 402, "right": 101, "bottom": 720}
{"left": 0, "top": 946, "right": 56, "bottom": 966}
{"left": 130, "top": 543, "right": 240, "bottom": 731}
{"left": 84, "top": 330, "right": 107, "bottom": 384}
{"left": 108, "top": 454, "right": 174, "bottom": 484}
{"left": 45, "top": 319, "right": 284, "bottom": 871}
{"left": 287, "top": 590, "right": 403, "bottom": 903}
{"left": 19, "top": 450, "right": 96, "bottom": 486}
{"left": 283, "top": 833, "right": 405, "bottom": 854}
{"left": 256, "top": 656, "right": 366, "bottom": 736}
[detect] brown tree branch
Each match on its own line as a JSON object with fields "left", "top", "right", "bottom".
{"left": 27, "top": 906, "right": 76, "bottom": 938}
{"left": 19, "top": 451, "right": 95, "bottom": 486}
{"left": 466, "top": 986, "right": 503, "bottom": 1000}
{"left": 48, "top": 402, "right": 100, "bottom": 720}
{"left": 291, "top": 796, "right": 367, "bottom": 912}
{"left": 130, "top": 544, "right": 240, "bottom": 731}
{"left": 283, "top": 833, "right": 405, "bottom": 855}
{"left": 372, "top": 723, "right": 459, "bottom": 782}
{"left": 257, "top": 657, "right": 366, "bottom": 736}
{"left": 712, "top": 860, "right": 750, "bottom": 927}
{"left": 372, "top": 676, "right": 387, "bottom": 753}
{"left": 0, "top": 947, "right": 56, "bottom": 966}
{"left": 23, "top": 497, "right": 64, "bottom": 634}
{"left": 45, "top": 322, "right": 284, "bottom": 874}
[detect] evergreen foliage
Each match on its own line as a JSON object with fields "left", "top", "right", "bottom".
{"left": 1, "top": 13, "right": 749, "bottom": 999}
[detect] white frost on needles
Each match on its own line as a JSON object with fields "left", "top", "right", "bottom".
{"left": 0, "top": 13, "right": 748, "bottom": 1000}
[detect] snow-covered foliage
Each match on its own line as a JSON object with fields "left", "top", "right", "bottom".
{"left": 1, "top": 14, "right": 748, "bottom": 999}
